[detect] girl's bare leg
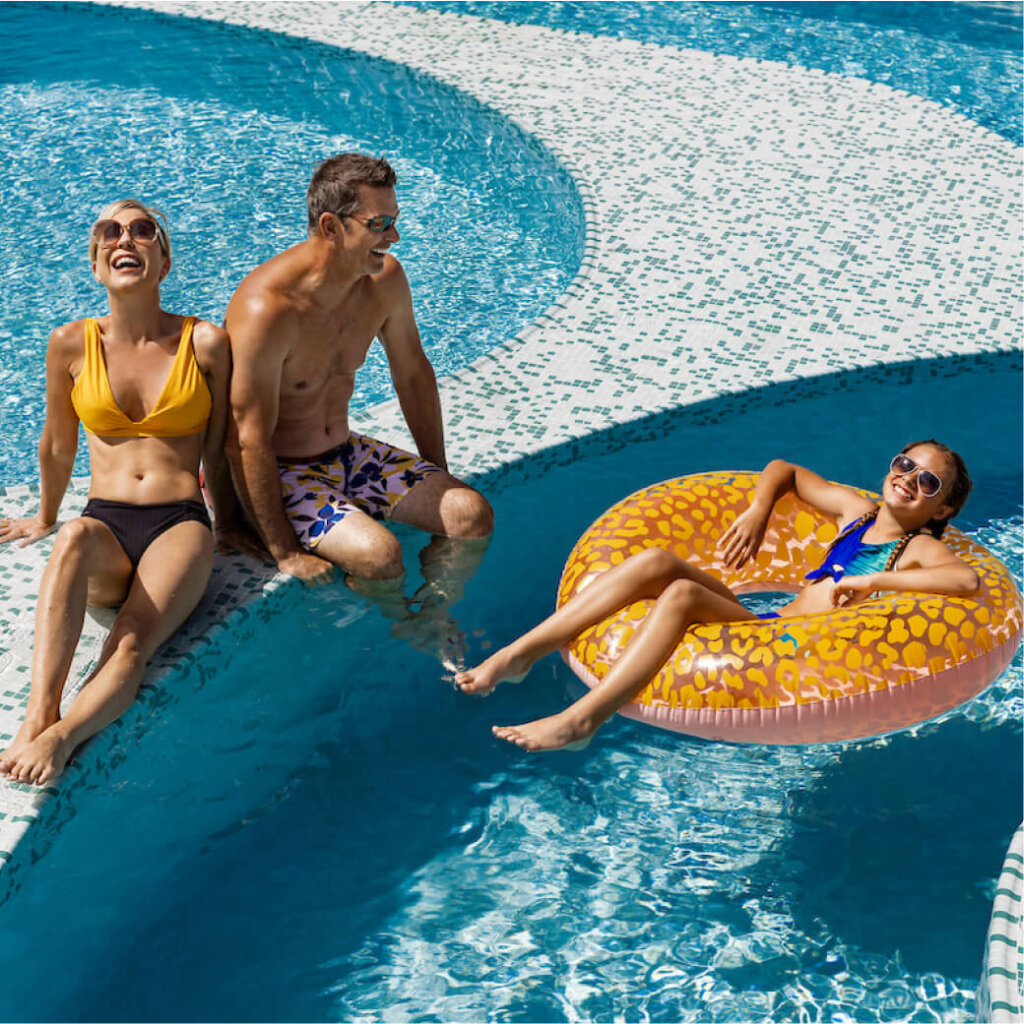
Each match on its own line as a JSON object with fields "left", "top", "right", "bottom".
{"left": 456, "top": 548, "right": 738, "bottom": 695}
{"left": 0, "top": 518, "right": 133, "bottom": 777}
{"left": 1, "top": 521, "right": 213, "bottom": 785}
{"left": 493, "top": 578, "right": 752, "bottom": 752}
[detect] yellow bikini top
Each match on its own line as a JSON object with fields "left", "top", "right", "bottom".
{"left": 71, "top": 318, "right": 212, "bottom": 438}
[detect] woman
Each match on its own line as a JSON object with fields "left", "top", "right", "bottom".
{"left": 456, "top": 442, "right": 979, "bottom": 751}
{"left": 0, "top": 200, "right": 236, "bottom": 785}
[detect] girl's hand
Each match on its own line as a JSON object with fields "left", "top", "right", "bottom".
{"left": 830, "top": 574, "right": 878, "bottom": 608}
{"left": 719, "top": 505, "right": 770, "bottom": 568}
{"left": 0, "top": 515, "right": 57, "bottom": 547}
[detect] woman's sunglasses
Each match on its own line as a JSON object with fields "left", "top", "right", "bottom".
{"left": 890, "top": 453, "right": 943, "bottom": 498}
{"left": 92, "top": 217, "right": 162, "bottom": 247}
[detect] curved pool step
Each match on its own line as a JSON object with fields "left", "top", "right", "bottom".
{"left": 979, "top": 823, "right": 1024, "bottom": 1023}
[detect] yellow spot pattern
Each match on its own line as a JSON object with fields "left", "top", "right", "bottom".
{"left": 559, "top": 472, "right": 1023, "bottom": 740}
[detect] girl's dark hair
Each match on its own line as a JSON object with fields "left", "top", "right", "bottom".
{"left": 900, "top": 439, "right": 972, "bottom": 537}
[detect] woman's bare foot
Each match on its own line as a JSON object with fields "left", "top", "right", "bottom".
{"left": 454, "top": 647, "right": 532, "bottom": 696}
{"left": 492, "top": 711, "right": 594, "bottom": 752}
{"left": 0, "top": 725, "right": 73, "bottom": 786}
{"left": 0, "top": 711, "right": 59, "bottom": 778}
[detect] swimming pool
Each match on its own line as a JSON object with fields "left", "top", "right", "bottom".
{"left": 0, "top": 1, "right": 1020, "bottom": 1021}
{"left": 0, "top": 353, "right": 1018, "bottom": 1022}
{"left": 0, "top": 3, "right": 584, "bottom": 483}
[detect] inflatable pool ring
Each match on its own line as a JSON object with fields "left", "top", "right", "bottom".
{"left": 558, "top": 472, "right": 1022, "bottom": 744}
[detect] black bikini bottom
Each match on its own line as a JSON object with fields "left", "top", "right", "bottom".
{"left": 81, "top": 498, "right": 211, "bottom": 568}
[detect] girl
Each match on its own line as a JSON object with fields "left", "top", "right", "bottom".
{"left": 456, "top": 442, "right": 978, "bottom": 751}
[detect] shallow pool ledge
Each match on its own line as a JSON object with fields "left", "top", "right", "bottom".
{"left": 0, "top": 479, "right": 283, "bottom": 882}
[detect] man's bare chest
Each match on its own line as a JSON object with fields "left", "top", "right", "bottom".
{"left": 281, "top": 312, "right": 383, "bottom": 395}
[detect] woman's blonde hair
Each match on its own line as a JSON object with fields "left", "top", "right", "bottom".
{"left": 89, "top": 199, "right": 172, "bottom": 263}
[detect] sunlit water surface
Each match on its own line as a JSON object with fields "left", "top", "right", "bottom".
{"left": 0, "top": 3, "right": 583, "bottom": 484}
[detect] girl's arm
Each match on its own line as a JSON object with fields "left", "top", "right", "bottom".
{"left": 720, "top": 459, "right": 873, "bottom": 567}
{"left": 0, "top": 325, "right": 80, "bottom": 546}
{"left": 831, "top": 534, "right": 980, "bottom": 607}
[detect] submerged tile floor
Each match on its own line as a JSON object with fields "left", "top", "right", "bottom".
{"left": 1, "top": 0, "right": 1020, "bottom": 967}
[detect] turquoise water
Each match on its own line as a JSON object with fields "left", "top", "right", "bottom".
{"left": 406, "top": 1, "right": 1024, "bottom": 144}
{"left": 0, "top": 3, "right": 583, "bottom": 484}
{"left": 0, "top": 354, "right": 1019, "bottom": 1022}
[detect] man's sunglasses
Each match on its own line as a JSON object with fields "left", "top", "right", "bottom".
{"left": 890, "top": 454, "right": 943, "bottom": 498}
{"left": 92, "top": 217, "right": 162, "bottom": 247}
{"left": 339, "top": 212, "right": 399, "bottom": 233}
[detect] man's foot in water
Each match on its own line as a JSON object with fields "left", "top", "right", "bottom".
{"left": 392, "top": 608, "right": 468, "bottom": 668}
{"left": 454, "top": 646, "right": 533, "bottom": 696}
{"left": 0, "top": 724, "right": 73, "bottom": 786}
{"left": 491, "top": 710, "right": 594, "bottom": 752}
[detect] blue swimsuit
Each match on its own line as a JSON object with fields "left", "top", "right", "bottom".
{"left": 757, "top": 512, "right": 914, "bottom": 620}
{"left": 803, "top": 515, "right": 906, "bottom": 584}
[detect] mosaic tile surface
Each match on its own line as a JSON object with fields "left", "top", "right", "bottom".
{"left": 977, "top": 825, "right": 1024, "bottom": 1023}
{"left": 1, "top": 0, "right": 1020, "bottom": 918}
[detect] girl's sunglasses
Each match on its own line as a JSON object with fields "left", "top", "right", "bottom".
{"left": 92, "top": 217, "right": 161, "bottom": 247}
{"left": 890, "top": 454, "right": 943, "bottom": 498}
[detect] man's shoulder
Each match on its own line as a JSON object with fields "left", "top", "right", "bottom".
{"left": 366, "top": 253, "right": 412, "bottom": 310}
{"left": 226, "top": 258, "right": 302, "bottom": 339}
{"left": 374, "top": 252, "right": 409, "bottom": 289}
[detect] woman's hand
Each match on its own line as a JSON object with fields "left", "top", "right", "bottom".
{"left": 0, "top": 515, "right": 56, "bottom": 547}
{"left": 719, "top": 505, "right": 770, "bottom": 568}
{"left": 829, "top": 574, "right": 878, "bottom": 608}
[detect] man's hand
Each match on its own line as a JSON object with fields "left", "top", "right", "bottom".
{"left": 214, "top": 523, "right": 272, "bottom": 562}
{"left": 0, "top": 515, "right": 56, "bottom": 547}
{"left": 277, "top": 550, "right": 336, "bottom": 585}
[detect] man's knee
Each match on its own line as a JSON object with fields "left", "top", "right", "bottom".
{"left": 441, "top": 486, "right": 493, "bottom": 540}
{"left": 336, "top": 530, "right": 404, "bottom": 580}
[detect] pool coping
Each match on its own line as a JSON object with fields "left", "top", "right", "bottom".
{"left": 978, "top": 824, "right": 1024, "bottom": 1023}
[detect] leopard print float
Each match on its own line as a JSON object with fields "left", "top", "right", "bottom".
{"left": 558, "top": 472, "right": 1022, "bottom": 744}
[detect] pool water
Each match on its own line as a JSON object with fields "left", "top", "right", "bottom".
{"left": 0, "top": 354, "right": 1018, "bottom": 1022}
{"left": 0, "top": 3, "right": 583, "bottom": 484}
{"left": 407, "top": 1, "right": 1024, "bottom": 144}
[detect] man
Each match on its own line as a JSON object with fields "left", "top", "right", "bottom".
{"left": 224, "top": 154, "right": 493, "bottom": 587}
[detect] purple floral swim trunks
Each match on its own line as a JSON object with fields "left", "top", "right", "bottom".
{"left": 278, "top": 431, "right": 441, "bottom": 550}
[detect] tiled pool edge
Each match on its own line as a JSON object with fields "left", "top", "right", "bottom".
{"left": 978, "top": 824, "right": 1024, "bottom": 1023}
{"left": 0, "top": 479, "right": 288, "bottom": 895}
{"left": 0, "top": 0, "right": 1019, "bottom": 1000}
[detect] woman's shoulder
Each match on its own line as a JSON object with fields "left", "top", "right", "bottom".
{"left": 48, "top": 318, "right": 91, "bottom": 356}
